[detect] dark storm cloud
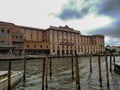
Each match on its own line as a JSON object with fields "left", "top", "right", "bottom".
{"left": 58, "top": 0, "right": 97, "bottom": 20}
{"left": 97, "top": 0, "right": 120, "bottom": 18}
{"left": 58, "top": 0, "right": 120, "bottom": 20}
{"left": 58, "top": 7, "right": 89, "bottom": 20}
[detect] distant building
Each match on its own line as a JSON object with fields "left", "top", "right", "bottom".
{"left": 0, "top": 21, "right": 105, "bottom": 55}
{"left": 79, "top": 34, "right": 104, "bottom": 54}
{"left": 106, "top": 45, "right": 120, "bottom": 53}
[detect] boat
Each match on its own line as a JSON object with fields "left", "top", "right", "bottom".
{"left": 114, "top": 61, "right": 120, "bottom": 75}
{"left": 0, "top": 71, "right": 23, "bottom": 90}
{"left": 114, "top": 64, "right": 120, "bottom": 74}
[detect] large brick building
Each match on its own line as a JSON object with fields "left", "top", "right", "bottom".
{"left": 0, "top": 21, "right": 105, "bottom": 56}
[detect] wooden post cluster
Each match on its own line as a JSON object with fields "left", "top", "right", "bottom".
{"left": 42, "top": 55, "right": 48, "bottom": 90}
{"left": 75, "top": 52, "right": 80, "bottom": 90}
{"left": 8, "top": 60, "right": 11, "bottom": 90}
{"left": 97, "top": 52, "right": 111, "bottom": 88}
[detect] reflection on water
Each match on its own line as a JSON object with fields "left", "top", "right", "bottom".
{"left": 0, "top": 56, "right": 120, "bottom": 90}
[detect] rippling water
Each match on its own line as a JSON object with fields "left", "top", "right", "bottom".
{"left": 0, "top": 56, "right": 120, "bottom": 90}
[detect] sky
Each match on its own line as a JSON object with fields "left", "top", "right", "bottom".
{"left": 0, "top": 0, "right": 120, "bottom": 46}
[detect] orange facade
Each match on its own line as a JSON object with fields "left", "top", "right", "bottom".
{"left": 0, "top": 21, "right": 105, "bottom": 55}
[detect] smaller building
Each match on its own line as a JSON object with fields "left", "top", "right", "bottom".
{"left": 79, "top": 34, "right": 105, "bottom": 54}
{"left": 106, "top": 45, "right": 120, "bottom": 54}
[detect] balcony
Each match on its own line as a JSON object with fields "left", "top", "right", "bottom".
{"left": 12, "top": 39, "right": 24, "bottom": 42}
{"left": 60, "top": 42, "right": 74, "bottom": 45}
{"left": 13, "top": 45, "right": 23, "bottom": 49}
{"left": 0, "top": 45, "right": 15, "bottom": 50}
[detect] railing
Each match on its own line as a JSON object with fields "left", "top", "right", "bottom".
{"left": 12, "top": 39, "right": 24, "bottom": 42}
{"left": 60, "top": 42, "right": 74, "bottom": 45}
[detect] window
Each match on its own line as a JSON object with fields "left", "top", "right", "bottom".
{"left": 62, "top": 45, "right": 64, "bottom": 49}
{"left": 6, "top": 41, "right": 9, "bottom": 45}
{"left": 27, "top": 45, "right": 29, "bottom": 48}
{"left": 7, "top": 30, "right": 10, "bottom": 33}
{"left": 66, "top": 45, "right": 68, "bottom": 49}
{"left": 20, "top": 36, "right": 22, "bottom": 39}
{"left": 16, "top": 36, "right": 18, "bottom": 39}
{"left": 1, "top": 29, "right": 4, "bottom": 37}
{"left": 40, "top": 45, "right": 42, "bottom": 48}
{"left": 34, "top": 45, "right": 36, "bottom": 48}
{"left": 36, "top": 31, "right": 39, "bottom": 41}
{"left": 46, "top": 45, "right": 48, "bottom": 48}
{"left": 1, "top": 41, "right": 4, "bottom": 45}
{"left": 24, "top": 28, "right": 26, "bottom": 34}
{"left": 30, "top": 34, "right": 32, "bottom": 40}
{"left": 1, "top": 29, "right": 4, "bottom": 32}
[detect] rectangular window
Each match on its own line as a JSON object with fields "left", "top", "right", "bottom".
{"left": 36, "top": 31, "right": 39, "bottom": 41}
{"left": 1, "top": 29, "right": 4, "bottom": 37}
{"left": 24, "top": 28, "right": 26, "bottom": 34}
{"left": 1, "top": 41, "right": 4, "bottom": 45}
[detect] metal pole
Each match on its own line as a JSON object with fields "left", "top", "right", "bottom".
{"left": 105, "top": 52, "right": 109, "bottom": 88}
{"left": 8, "top": 60, "right": 11, "bottom": 90}
{"left": 98, "top": 53, "right": 102, "bottom": 86}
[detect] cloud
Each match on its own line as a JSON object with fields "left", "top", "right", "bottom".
{"left": 88, "top": 20, "right": 120, "bottom": 38}
{"left": 58, "top": 0, "right": 98, "bottom": 20}
{"left": 58, "top": 7, "right": 89, "bottom": 20}
{"left": 97, "top": 0, "right": 120, "bottom": 18}
{"left": 58, "top": 0, "right": 120, "bottom": 20}
{"left": 105, "top": 36, "right": 120, "bottom": 45}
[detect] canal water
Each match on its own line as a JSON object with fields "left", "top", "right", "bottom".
{"left": 0, "top": 56, "right": 120, "bottom": 90}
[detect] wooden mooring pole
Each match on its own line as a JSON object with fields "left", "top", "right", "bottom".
{"left": 8, "top": 60, "right": 11, "bottom": 90}
{"left": 113, "top": 54, "right": 116, "bottom": 71}
{"left": 105, "top": 52, "right": 109, "bottom": 88}
{"left": 45, "top": 55, "right": 48, "bottom": 89}
{"left": 23, "top": 56, "right": 26, "bottom": 83}
{"left": 109, "top": 52, "right": 112, "bottom": 73}
{"left": 75, "top": 52, "right": 80, "bottom": 90}
{"left": 49, "top": 57, "right": 52, "bottom": 77}
{"left": 71, "top": 54, "right": 74, "bottom": 80}
{"left": 89, "top": 53, "right": 92, "bottom": 74}
{"left": 98, "top": 53, "right": 102, "bottom": 86}
{"left": 42, "top": 58, "right": 45, "bottom": 90}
